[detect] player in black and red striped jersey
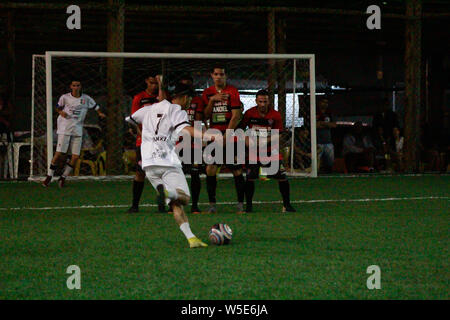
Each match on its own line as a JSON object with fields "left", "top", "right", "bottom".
{"left": 240, "top": 90, "right": 296, "bottom": 213}
{"left": 127, "top": 71, "right": 167, "bottom": 214}
{"left": 202, "top": 65, "right": 246, "bottom": 214}
{"left": 178, "top": 74, "right": 205, "bottom": 214}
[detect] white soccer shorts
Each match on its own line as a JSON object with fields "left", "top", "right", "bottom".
{"left": 144, "top": 166, "right": 190, "bottom": 205}
{"left": 56, "top": 134, "right": 82, "bottom": 155}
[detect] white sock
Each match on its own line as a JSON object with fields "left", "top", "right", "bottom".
{"left": 180, "top": 222, "right": 195, "bottom": 240}
{"left": 48, "top": 164, "right": 57, "bottom": 176}
{"left": 62, "top": 164, "right": 73, "bottom": 177}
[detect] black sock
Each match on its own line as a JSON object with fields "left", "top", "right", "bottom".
{"left": 234, "top": 174, "right": 245, "bottom": 203}
{"left": 206, "top": 175, "right": 217, "bottom": 203}
{"left": 190, "top": 172, "right": 201, "bottom": 208}
{"left": 132, "top": 180, "right": 145, "bottom": 208}
{"left": 245, "top": 179, "right": 255, "bottom": 207}
{"left": 278, "top": 180, "right": 291, "bottom": 206}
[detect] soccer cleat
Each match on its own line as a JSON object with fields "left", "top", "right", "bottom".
{"left": 127, "top": 206, "right": 139, "bottom": 213}
{"left": 58, "top": 176, "right": 66, "bottom": 188}
{"left": 188, "top": 237, "right": 208, "bottom": 248}
{"left": 191, "top": 206, "right": 201, "bottom": 214}
{"left": 236, "top": 202, "right": 245, "bottom": 214}
{"left": 206, "top": 204, "right": 217, "bottom": 214}
{"left": 42, "top": 175, "right": 52, "bottom": 187}
{"left": 282, "top": 204, "right": 296, "bottom": 213}
{"left": 245, "top": 204, "right": 253, "bottom": 213}
{"left": 156, "top": 184, "right": 167, "bottom": 213}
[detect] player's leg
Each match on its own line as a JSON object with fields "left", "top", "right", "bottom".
{"left": 42, "top": 135, "right": 69, "bottom": 187}
{"left": 205, "top": 164, "right": 218, "bottom": 213}
{"left": 322, "top": 143, "right": 335, "bottom": 173}
{"left": 244, "top": 164, "right": 259, "bottom": 213}
{"left": 189, "top": 164, "right": 202, "bottom": 213}
{"left": 270, "top": 163, "right": 296, "bottom": 212}
{"left": 128, "top": 148, "right": 148, "bottom": 213}
{"left": 58, "top": 136, "right": 81, "bottom": 188}
{"left": 231, "top": 165, "right": 245, "bottom": 213}
{"left": 152, "top": 166, "right": 206, "bottom": 248}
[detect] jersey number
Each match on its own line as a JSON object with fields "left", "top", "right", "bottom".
{"left": 155, "top": 116, "right": 163, "bottom": 135}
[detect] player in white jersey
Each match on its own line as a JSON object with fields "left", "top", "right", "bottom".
{"left": 125, "top": 83, "right": 213, "bottom": 248}
{"left": 42, "top": 79, "right": 106, "bottom": 188}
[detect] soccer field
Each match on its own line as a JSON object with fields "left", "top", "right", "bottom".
{"left": 0, "top": 175, "right": 448, "bottom": 300}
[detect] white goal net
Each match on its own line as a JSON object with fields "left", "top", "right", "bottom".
{"left": 31, "top": 52, "right": 317, "bottom": 179}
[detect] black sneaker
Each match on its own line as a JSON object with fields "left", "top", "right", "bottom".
{"left": 191, "top": 206, "right": 201, "bottom": 214}
{"left": 127, "top": 206, "right": 139, "bottom": 213}
{"left": 42, "top": 175, "right": 52, "bottom": 187}
{"left": 58, "top": 176, "right": 66, "bottom": 188}
{"left": 156, "top": 184, "right": 167, "bottom": 213}
{"left": 282, "top": 204, "right": 296, "bottom": 213}
{"left": 245, "top": 204, "right": 253, "bottom": 213}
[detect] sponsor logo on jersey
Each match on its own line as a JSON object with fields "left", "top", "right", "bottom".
{"left": 213, "top": 105, "right": 228, "bottom": 113}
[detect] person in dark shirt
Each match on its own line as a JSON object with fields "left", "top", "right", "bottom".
{"left": 316, "top": 97, "right": 336, "bottom": 173}
{"left": 372, "top": 98, "right": 400, "bottom": 142}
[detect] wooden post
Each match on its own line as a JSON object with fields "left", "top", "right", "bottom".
{"left": 404, "top": 0, "right": 422, "bottom": 172}
{"left": 106, "top": 0, "right": 125, "bottom": 175}
{"left": 276, "top": 17, "right": 287, "bottom": 125}
{"left": 267, "top": 10, "right": 276, "bottom": 107}
{"left": 6, "top": 10, "right": 15, "bottom": 105}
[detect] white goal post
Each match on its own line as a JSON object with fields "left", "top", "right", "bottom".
{"left": 31, "top": 52, "right": 317, "bottom": 179}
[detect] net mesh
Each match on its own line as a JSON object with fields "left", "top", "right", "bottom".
{"left": 31, "top": 55, "right": 314, "bottom": 178}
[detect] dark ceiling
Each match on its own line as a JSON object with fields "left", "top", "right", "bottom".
{"left": 0, "top": 0, "right": 449, "bottom": 55}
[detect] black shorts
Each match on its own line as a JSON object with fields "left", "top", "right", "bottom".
{"left": 204, "top": 141, "right": 243, "bottom": 170}
{"left": 246, "top": 161, "right": 287, "bottom": 180}
{"left": 182, "top": 163, "right": 205, "bottom": 175}
{"left": 135, "top": 147, "right": 145, "bottom": 174}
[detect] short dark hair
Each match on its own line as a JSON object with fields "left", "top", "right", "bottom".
{"left": 256, "top": 89, "right": 269, "bottom": 97}
{"left": 69, "top": 78, "right": 81, "bottom": 85}
{"left": 171, "top": 83, "right": 195, "bottom": 98}
{"left": 211, "top": 65, "right": 225, "bottom": 73}
{"left": 144, "top": 71, "right": 159, "bottom": 80}
{"left": 179, "top": 74, "right": 194, "bottom": 83}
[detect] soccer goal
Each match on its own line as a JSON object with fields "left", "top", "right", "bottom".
{"left": 30, "top": 52, "right": 317, "bottom": 180}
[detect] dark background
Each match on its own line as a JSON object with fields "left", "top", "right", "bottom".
{"left": 0, "top": 0, "right": 448, "bottom": 132}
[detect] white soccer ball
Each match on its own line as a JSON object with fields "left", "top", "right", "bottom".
{"left": 209, "top": 223, "right": 232, "bottom": 245}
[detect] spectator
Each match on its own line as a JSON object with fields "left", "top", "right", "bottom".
{"left": 372, "top": 98, "right": 400, "bottom": 142}
{"left": 0, "top": 92, "right": 13, "bottom": 140}
{"left": 389, "top": 127, "right": 404, "bottom": 172}
{"left": 420, "top": 122, "right": 442, "bottom": 172}
{"left": 316, "top": 97, "right": 336, "bottom": 173}
{"left": 342, "top": 121, "right": 375, "bottom": 173}
{"left": 293, "top": 126, "right": 311, "bottom": 171}
{"left": 372, "top": 126, "right": 390, "bottom": 171}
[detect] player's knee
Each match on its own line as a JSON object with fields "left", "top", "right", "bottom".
{"left": 176, "top": 189, "right": 190, "bottom": 206}
{"left": 206, "top": 165, "right": 217, "bottom": 176}
{"left": 135, "top": 171, "right": 145, "bottom": 182}
{"left": 232, "top": 168, "right": 243, "bottom": 176}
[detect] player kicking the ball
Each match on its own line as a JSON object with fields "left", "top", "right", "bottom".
{"left": 42, "top": 79, "right": 105, "bottom": 188}
{"left": 125, "top": 83, "right": 211, "bottom": 248}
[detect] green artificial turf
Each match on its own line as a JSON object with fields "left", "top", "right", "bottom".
{"left": 0, "top": 175, "right": 448, "bottom": 299}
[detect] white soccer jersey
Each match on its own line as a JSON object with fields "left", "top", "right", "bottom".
{"left": 56, "top": 93, "right": 98, "bottom": 136}
{"left": 126, "top": 99, "right": 191, "bottom": 169}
